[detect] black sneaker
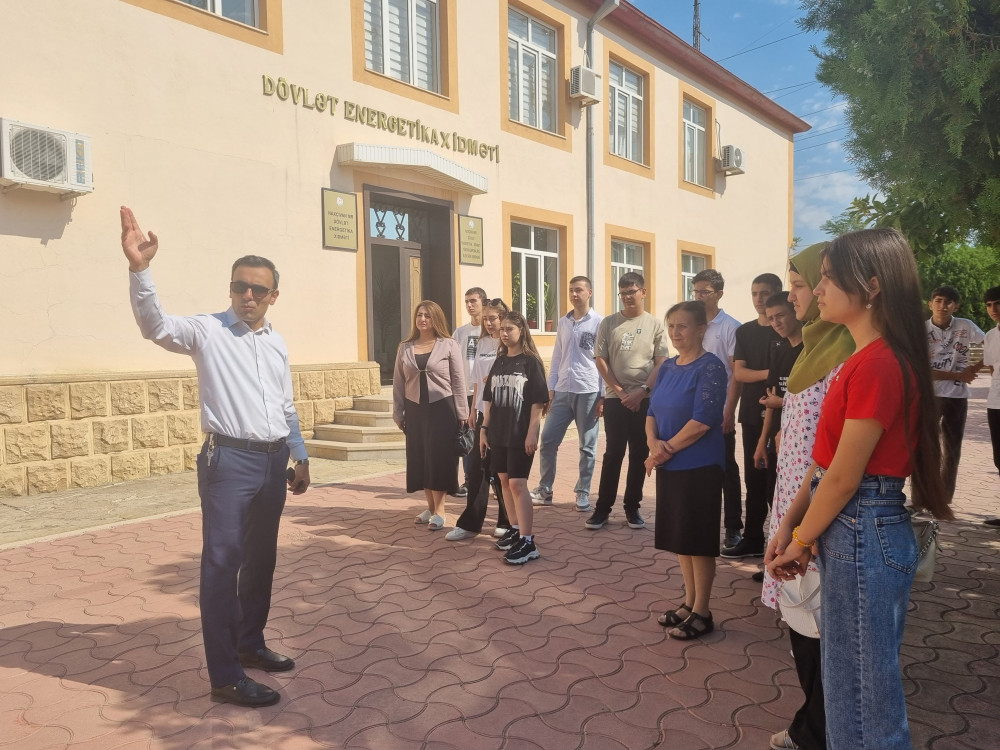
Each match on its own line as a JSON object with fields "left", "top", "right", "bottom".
{"left": 504, "top": 537, "right": 539, "bottom": 564}
{"left": 495, "top": 528, "right": 521, "bottom": 551}
{"left": 625, "top": 509, "right": 645, "bottom": 529}
{"left": 720, "top": 538, "right": 765, "bottom": 559}
{"left": 585, "top": 511, "right": 609, "bottom": 530}
{"left": 751, "top": 570, "right": 765, "bottom": 583}
{"left": 453, "top": 483, "right": 468, "bottom": 498}
{"left": 724, "top": 529, "right": 742, "bottom": 548}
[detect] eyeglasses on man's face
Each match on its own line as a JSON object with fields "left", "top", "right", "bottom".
{"left": 230, "top": 281, "right": 275, "bottom": 298}
{"left": 618, "top": 287, "right": 644, "bottom": 299}
{"left": 692, "top": 288, "right": 718, "bottom": 298}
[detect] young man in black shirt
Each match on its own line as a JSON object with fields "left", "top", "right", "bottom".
{"left": 725, "top": 273, "right": 782, "bottom": 557}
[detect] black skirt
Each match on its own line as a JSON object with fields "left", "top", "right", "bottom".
{"left": 654, "top": 465, "right": 724, "bottom": 557}
{"left": 404, "top": 397, "right": 459, "bottom": 493}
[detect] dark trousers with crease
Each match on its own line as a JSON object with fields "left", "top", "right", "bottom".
{"left": 789, "top": 629, "right": 827, "bottom": 750}
{"left": 595, "top": 397, "right": 649, "bottom": 514}
{"left": 722, "top": 430, "right": 743, "bottom": 531}
{"left": 197, "top": 442, "right": 288, "bottom": 687}
{"left": 936, "top": 396, "right": 967, "bottom": 501}
{"left": 455, "top": 414, "right": 508, "bottom": 533}
{"left": 741, "top": 422, "right": 777, "bottom": 544}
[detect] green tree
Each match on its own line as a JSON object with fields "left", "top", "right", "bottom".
{"left": 820, "top": 208, "right": 870, "bottom": 238}
{"left": 916, "top": 242, "right": 999, "bottom": 330}
{"left": 800, "top": 0, "right": 1000, "bottom": 252}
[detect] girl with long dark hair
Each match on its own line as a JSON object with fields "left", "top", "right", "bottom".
{"left": 766, "top": 229, "right": 952, "bottom": 750}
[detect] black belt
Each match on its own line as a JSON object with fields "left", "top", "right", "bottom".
{"left": 212, "top": 434, "right": 286, "bottom": 453}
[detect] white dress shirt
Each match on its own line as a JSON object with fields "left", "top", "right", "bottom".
{"left": 130, "top": 268, "right": 307, "bottom": 461}
{"left": 547, "top": 309, "right": 605, "bottom": 395}
{"left": 704, "top": 309, "right": 740, "bottom": 380}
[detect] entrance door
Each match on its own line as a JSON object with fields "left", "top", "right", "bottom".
{"left": 371, "top": 243, "right": 423, "bottom": 382}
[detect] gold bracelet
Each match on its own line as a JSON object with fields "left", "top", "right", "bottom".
{"left": 791, "top": 526, "right": 814, "bottom": 548}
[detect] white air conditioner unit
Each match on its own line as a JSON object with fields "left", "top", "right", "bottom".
{"left": 569, "top": 65, "right": 602, "bottom": 106}
{"left": 0, "top": 118, "right": 94, "bottom": 195}
{"left": 720, "top": 144, "right": 746, "bottom": 175}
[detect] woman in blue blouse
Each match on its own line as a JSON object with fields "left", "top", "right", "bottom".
{"left": 645, "top": 301, "right": 727, "bottom": 640}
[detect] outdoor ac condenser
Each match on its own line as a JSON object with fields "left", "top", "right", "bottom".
{"left": 569, "top": 65, "right": 601, "bottom": 106}
{"left": 720, "top": 145, "right": 746, "bottom": 175}
{"left": 0, "top": 118, "right": 94, "bottom": 195}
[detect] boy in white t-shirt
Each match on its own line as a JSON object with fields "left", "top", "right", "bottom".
{"left": 453, "top": 287, "right": 487, "bottom": 497}
{"left": 981, "top": 286, "right": 1000, "bottom": 527}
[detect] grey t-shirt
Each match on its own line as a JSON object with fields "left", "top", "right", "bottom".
{"left": 594, "top": 311, "right": 668, "bottom": 399}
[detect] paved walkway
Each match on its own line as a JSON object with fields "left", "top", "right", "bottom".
{"left": 1, "top": 386, "right": 999, "bottom": 749}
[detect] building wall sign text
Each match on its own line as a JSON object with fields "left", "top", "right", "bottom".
{"left": 262, "top": 75, "right": 500, "bottom": 163}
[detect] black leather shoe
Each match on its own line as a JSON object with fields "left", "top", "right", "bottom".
{"left": 724, "top": 529, "right": 742, "bottom": 548}
{"left": 210, "top": 676, "right": 280, "bottom": 707}
{"left": 239, "top": 647, "right": 295, "bottom": 672}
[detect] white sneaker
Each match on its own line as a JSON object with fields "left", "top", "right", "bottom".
{"left": 445, "top": 527, "right": 476, "bottom": 541}
{"left": 575, "top": 492, "right": 591, "bottom": 511}
{"left": 415, "top": 510, "right": 432, "bottom": 524}
{"left": 530, "top": 486, "right": 553, "bottom": 506}
{"left": 494, "top": 526, "right": 511, "bottom": 538}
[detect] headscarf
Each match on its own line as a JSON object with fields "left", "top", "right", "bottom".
{"left": 785, "top": 242, "right": 856, "bottom": 394}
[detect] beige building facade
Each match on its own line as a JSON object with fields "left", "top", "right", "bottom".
{"left": 0, "top": 0, "right": 807, "bottom": 496}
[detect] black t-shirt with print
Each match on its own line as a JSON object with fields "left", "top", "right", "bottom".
{"left": 765, "top": 339, "right": 804, "bottom": 438}
{"left": 482, "top": 353, "right": 549, "bottom": 448}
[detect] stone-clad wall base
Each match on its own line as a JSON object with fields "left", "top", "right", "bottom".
{"left": 0, "top": 363, "right": 381, "bottom": 497}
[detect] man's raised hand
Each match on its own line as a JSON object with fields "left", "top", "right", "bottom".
{"left": 120, "top": 206, "right": 159, "bottom": 272}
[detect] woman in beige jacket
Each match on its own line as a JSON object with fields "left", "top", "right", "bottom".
{"left": 393, "top": 300, "right": 469, "bottom": 529}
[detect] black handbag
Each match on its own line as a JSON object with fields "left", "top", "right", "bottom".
{"left": 455, "top": 424, "right": 475, "bottom": 456}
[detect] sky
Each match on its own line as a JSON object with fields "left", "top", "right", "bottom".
{"left": 629, "top": 0, "right": 871, "bottom": 246}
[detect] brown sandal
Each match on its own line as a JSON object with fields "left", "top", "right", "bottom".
{"left": 668, "top": 611, "right": 714, "bottom": 640}
{"left": 657, "top": 603, "right": 691, "bottom": 628}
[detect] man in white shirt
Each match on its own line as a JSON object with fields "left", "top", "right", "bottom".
{"left": 530, "top": 276, "right": 604, "bottom": 512}
{"left": 453, "top": 287, "right": 486, "bottom": 497}
{"left": 691, "top": 269, "right": 742, "bottom": 548}
{"left": 122, "top": 206, "right": 309, "bottom": 708}
{"left": 926, "top": 284, "right": 985, "bottom": 502}
{"left": 981, "top": 286, "right": 1000, "bottom": 527}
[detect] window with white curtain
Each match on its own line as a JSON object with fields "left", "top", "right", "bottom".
{"left": 511, "top": 222, "right": 559, "bottom": 333}
{"left": 682, "top": 252, "right": 708, "bottom": 300}
{"left": 364, "top": 0, "right": 439, "bottom": 93}
{"left": 178, "top": 0, "right": 258, "bottom": 26}
{"left": 507, "top": 8, "right": 558, "bottom": 133}
{"left": 610, "top": 240, "right": 645, "bottom": 312}
{"left": 609, "top": 61, "right": 643, "bottom": 163}
{"left": 683, "top": 100, "right": 708, "bottom": 186}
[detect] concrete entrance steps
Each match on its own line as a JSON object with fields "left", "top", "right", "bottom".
{"left": 305, "top": 394, "right": 406, "bottom": 461}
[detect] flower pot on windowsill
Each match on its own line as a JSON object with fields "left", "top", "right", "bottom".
{"left": 544, "top": 320, "right": 554, "bottom": 332}
{"left": 527, "top": 319, "right": 538, "bottom": 329}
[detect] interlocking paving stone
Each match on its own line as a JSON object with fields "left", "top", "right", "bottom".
{"left": 2, "top": 392, "right": 1000, "bottom": 748}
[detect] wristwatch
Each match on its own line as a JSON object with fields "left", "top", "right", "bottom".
{"left": 295, "top": 458, "right": 310, "bottom": 466}
{"left": 640, "top": 384, "right": 651, "bottom": 394}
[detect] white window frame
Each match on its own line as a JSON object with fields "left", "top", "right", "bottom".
{"left": 364, "top": 0, "right": 440, "bottom": 93}
{"left": 683, "top": 100, "right": 708, "bottom": 187}
{"left": 609, "top": 61, "right": 644, "bottom": 163}
{"left": 681, "top": 252, "right": 708, "bottom": 301}
{"left": 507, "top": 8, "right": 558, "bottom": 133}
{"left": 511, "top": 222, "right": 559, "bottom": 334}
{"left": 611, "top": 240, "right": 645, "bottom": 313}
{"left": 178, "top": 0, "right": 259, "bottom": 26}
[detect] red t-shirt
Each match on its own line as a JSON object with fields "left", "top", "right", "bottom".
{"left": 812, "top": 337, "right": 918, "bottom": 477}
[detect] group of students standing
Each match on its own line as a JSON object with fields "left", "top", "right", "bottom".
{"left": 393, "top": 228, "right": 960, "bottom": 750}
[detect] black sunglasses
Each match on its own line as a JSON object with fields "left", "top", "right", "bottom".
{"left": 230, "top": 281, "right": 275, "bottom": 298}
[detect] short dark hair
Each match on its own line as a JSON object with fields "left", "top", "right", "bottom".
{"left": 930, "top": 285, "right": 960, "bottom": 304}
{"left": 765, "top": 291, "right": 793, "bottom": 311}
{"left": 618, "top": 271, "right": 644, "bottom": 289}
{"left": 465, "top": 287, "right": 488, "bottom": 302}
{"left": 753, "top": 273, "right": 783, "bottom": 292}
{"left": 569, "top": 275, "right": 593, "bottom": 289}
{"left": 692, "top": 269, "right": 724, "bottom": 291}
{"left": 232, "top": 255, "right": 278, "bottom": 288}
{"left": 984, "top": 286, "right": 1000, "bottom": 303}
{"left": 666, "top": 300, "right": 708, "bottom": 326}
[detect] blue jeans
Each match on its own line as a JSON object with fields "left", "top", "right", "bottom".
{"left": 813, "top": 470, "right": 917, "bottom": 750}
{"left": 537, "top": 391, "right": 601, "bottom": 495}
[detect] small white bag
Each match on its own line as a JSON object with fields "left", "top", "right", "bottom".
{"left": 778, "top": 569, "right": 821, "bottom": 639}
